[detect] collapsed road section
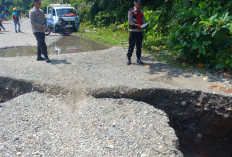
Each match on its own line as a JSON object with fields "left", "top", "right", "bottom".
{"left": 91, "top": 87, "right": 232, "bottom": 157}
{"left": 1, "top": 77, "right": 232, "bottom": 156}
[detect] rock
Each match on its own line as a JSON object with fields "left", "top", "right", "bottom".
{"left": 112, "top": 122, "right": 116, "bottom": 127}
{"left": 12, "top": 137, "right": 19, "bottom": 142}
{"left": 224, "top": 114, "right": 230, "bottom": 119}
{"left": 203, "top": 76, "right": 208, "bottom": 81}
{"left": 218, "top": 75, "right": 224, "bottom": 81}
{"left": 181, "top": 101, "right": 187, "bottom": 106}
{"left": 206, "top": 73, "right": 213, "bottom": 79}
{"left": 34, "top": 151, "right": 41, "bottom": 155}
{"left": 16, "top": 152, "right": 22, "bottom": 156}
{"left": 197, "top": 133, "right": 202, "bottom": 138}
{"left": 141, "top": 153, "right": 149, "bottom": 157}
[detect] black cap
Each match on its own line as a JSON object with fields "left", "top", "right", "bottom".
{"left": 134, "top": 0, "right": 142, "bottom": 3}
{"left": 34, "top": 0, "right": 41, "bottom": 3}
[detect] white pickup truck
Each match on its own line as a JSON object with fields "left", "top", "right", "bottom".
{"left": 45, "top": 4, "right": 79, "bottom": 35}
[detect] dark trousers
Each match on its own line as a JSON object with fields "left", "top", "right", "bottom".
{"left": 0, "top": 21, "right": 5, "bottom": 30}
{"left": 33, "top": 32, "right": 48, "bottom": 58}
{"left": 127, "top": 31, "right": 143, "bottom": 59}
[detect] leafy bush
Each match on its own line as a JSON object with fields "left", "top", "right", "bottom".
{"left": 164, "top": 0, "right": 232, "bottom": 70}
{"left": 94, "top": 11, "right": 113, "bottom": 27}
{"left": 143, "top": 10, "right": 167, "bottom": 50}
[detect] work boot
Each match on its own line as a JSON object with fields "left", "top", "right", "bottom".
{"left": 44, "top": 55, "right": 51, "bottom": 63}
{"left": 137, "top": 58, "right": 144, "bottom": 65}
{"left": 37, "top": 56, "right": 46, "bottom": 61}
{"left": 127, "top": 57, "right": 131, "bottom": 65}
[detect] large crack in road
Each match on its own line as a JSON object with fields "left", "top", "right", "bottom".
{"left": 1, "top": 77, "right": 232, "bottom": 156}
{"left": 91, "top": 87, "right": 232, "bottom": 157}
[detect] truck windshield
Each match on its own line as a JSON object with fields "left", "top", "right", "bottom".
{"left": 56, "top": 9, "right": 76, "bottom": 17}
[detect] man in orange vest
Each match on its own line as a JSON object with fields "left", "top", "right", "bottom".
{"left": 127, "top": 0, "right": 145, "bottom": 65}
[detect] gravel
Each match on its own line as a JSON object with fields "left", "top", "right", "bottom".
{"left": 0, "top": 92, "right": 182, "bottom": 156}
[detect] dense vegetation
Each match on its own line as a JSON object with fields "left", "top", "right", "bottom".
{"left": 162, "top": 0, "right": 232, "bottom": 70}
{"left": 0, "top": 0, "right": 32, "bottom": 12}
{"left": 79, "top": 0, "right": 232, "bottom": 71}
{"left": 1, "top": 0, "right": 232, "bottom": 70}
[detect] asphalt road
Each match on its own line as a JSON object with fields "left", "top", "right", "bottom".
{"left": 0, "top": 19, "right": 62, "bottom": 49}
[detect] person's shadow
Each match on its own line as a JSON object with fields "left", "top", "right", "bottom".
{"left": 0, "top": 30, "right": 9, "bottom": 33}
{"left": 18, "top": 31, "right": 26, "bottom": 34}
{"left": 50, "top": 59, "right": 71, "bottom": 65}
